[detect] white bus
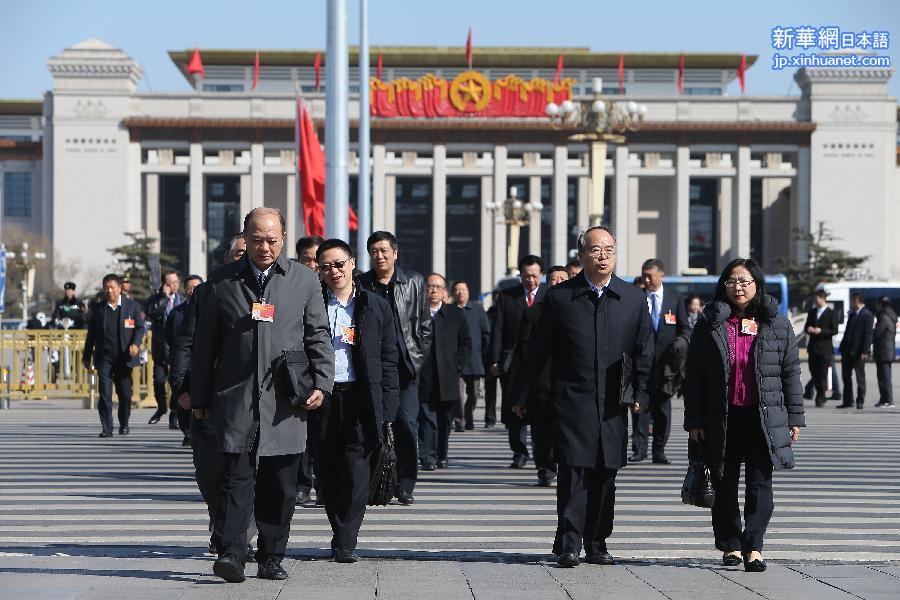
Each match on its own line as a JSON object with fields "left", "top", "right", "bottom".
{"left": 815, "top": 281, "right": 900, "bottom": 355}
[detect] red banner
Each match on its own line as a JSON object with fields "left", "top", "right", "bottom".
{"left": 371, "top": 71, "right": 574, "bottom": 118}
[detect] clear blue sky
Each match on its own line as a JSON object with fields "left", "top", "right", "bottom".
{"left": 2, "top": 0, "right": 898, "bottom": 99}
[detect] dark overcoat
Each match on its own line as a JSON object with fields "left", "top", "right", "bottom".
{"left": 418, "top": 303, "right": 472, "bottom": 406}
{"left": 83, "top": 297, "right": 146, "bottom": 368}
{"left": 803, "top": 306, "right": 838, "bottom": 359}
{"left": 517, "top": 273, "right": 653, "bottom": 469}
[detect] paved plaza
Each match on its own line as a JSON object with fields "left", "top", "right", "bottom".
{"left": 0, "top": 363, "right": 898, "bottom": 599}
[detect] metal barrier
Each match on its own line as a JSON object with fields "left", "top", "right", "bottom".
{"left": 0, "top": 330, "right": 156, "bottom": 409}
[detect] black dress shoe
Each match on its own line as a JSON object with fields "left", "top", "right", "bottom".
{"left": 245, "top": 545, "right": 256, "bottom": 562}
{"left": 557, "top": 552, "right": 580, "bottom": 568}
{"left": 295, "top": 489, "right": 311, "bottom": 505}
{"left": 484, "top": 421, "right": 496, "bottom": 429}
{"left": 836, "top": 403, "right": 854, "bottom": 409}
{"left": 856, "top": 403, "right": 864, "bottom": 410}
{"left": 508, "top": 455, "right": 527, "bottom": 469}
{"left": 628, "top": 453, "right": 646, "bottom": 463}
{"left": 585, "top": 552, "right": 615, "bottom": 565}
{"left": 722, "top": 553, "right": 743, "bottom": 567}
{"left": 98, "top": 431, "right": 113, "bottom": 438}
{"left": 465, "top": 424, "right": 475, "bottom": 431}
{"left": 334, "top": 549, "right": 359, "bottom": 563}
{"left": 119, "top": 426, "right": 129, "bottom": 435}
{"left": 181, "top": 435, "right": 192, "bottom": 447}
{"left": 802, "top": 390, "right": 813, "bottom": 400}
{"left": 652, "top": 455, "right": 671, "bottom": 465}
{"left": 213, "top": 553, "right": 246, "bottom": 583}
{"left": 815, "top": 398, "right": 827, "bottom": 407}
{"left": 743, "top": 557, "right": 767, "bottom": 572}
{"left": 436, "top": 459, "right": 449, "bottom": 469}
{"left": 829, "top": 393, "right": 842, "bottom": 400}
{"left": 421, "top": 463, "right": 436, "bottom": 471}
{"left": 257, "top": 557, "right": 288, "bottom": 580}
{"left": 397, "top": 491, "right": 415, "bottom": 505}
{"left": 537, "top": 470, "right": 557, "bottom": 487}
{"left": 148, "top": 408, "right": 167, "bottom": 424}
{"left": 454, "top": 423, "right": 465, "bottom": 433}
{"left": 168, "top": 412, "right": 179, "bottom": 429}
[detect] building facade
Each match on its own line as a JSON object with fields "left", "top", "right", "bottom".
{"left": 0, "top": 39, "right": 897, "bottom": 298}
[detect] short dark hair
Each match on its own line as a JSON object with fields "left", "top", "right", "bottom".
{"left": 715, "top": 258, "right": 766, "bottom": 317}
{"left": 451, "top": 280, "right": 470, "bottom": 292}
{"left": 566, "top": 259, "right": 581, "bottom": 269}
{"left": 851, "top": 292, "right": 865, "bottom": 305}
{"left": 426, "top": 273, "right": 447, "bottom": 286}
{"left": 316, "top": 238, "right": 354, "bottom": 261}
{"left": 641, "top": 258, "right": 665, "bottom": 272}
{"left": 102, "top": 273, "right": 122, "bottom": 286}
{"left": 547, "top": 265, "right": 567, "bottom": 277}
{"left": 185, "top": 274, "right": 204, "bottom": 285}
{"left": 878, "top": 296, "right": 892, "bottom": 310}
{"left": 162, "top": 269, "right": 179, "bottom": 281}
{"left": 518, "top": 254, "right": 544, "bottom": 273}
{"left": 814, "top": 289, "right": 828, "bottom": 299}
{"left": 296, "top": 235, "right": 324, "bottom": 257}
{"left": 367, "top": 231, "right": 397, "bottom": 251}
{"left": 576, "top": 226, "right": 616, "bottom": 254}
{"left": 243, "top": 207, "right": 286, "bottom": 234}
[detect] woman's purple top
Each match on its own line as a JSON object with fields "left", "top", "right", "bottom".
{"left": 726, "top": 316, "right": 758, "bottom": 407}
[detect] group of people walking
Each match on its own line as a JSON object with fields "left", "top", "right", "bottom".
{"left": 76, "top": 207, "right": 844, "bottom": 581}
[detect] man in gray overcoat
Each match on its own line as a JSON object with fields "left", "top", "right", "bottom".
{"left": 191, "top": 208, "right": 335, "bottom": 583}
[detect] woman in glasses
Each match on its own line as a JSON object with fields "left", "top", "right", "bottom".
{"left": 683, "top": 258, "right": 804, "bottom": 572}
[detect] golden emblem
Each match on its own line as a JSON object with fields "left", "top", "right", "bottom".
{"left": 450, "top": 71, "right": 491, "bottom": 112}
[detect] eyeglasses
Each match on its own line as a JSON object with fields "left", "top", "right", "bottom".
{"left": 586, "top": 246, "right": 617, "bottom": 258}
{"left": 426, "top": 284, "right": 445, "bottom": 290}
{"left": 724, "top": 278, "right": 755, "bottom": 289}
{"left": 318, "top": 259, "right": 351, "bottom": 272}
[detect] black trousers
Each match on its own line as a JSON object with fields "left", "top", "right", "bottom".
{"left": 484, "top": 376, "right": 498, "bottom": 425}
{"left": 458, "top": 376, "right": 483, "bottom": 428}
{"left": 152, "top": 360, "right": 169, "bottom": 411}
{"left": 529, "top": 400, "right": 555, "bottom": 473}
{"left": 96, "top": 355, "right": 132, "bottom": 434}
{"left": 555, "top": 463, "right": 617, "bottom": 556}
{"left": 190, "top": 417, "right": 256, "bottom": 549}
{"left": 841, "top": 356, "right": 866, "bottom": 406}
{"left": 318, "top": 384, "right": 372, "bottom": 552}
{"left": 876, "top": 361, "right": 893, "bottom": 405}
{"left": 388, "top": 375, "right": 419, "bottom": 494}
{"left": 216, "top": 437, "right": 300, "bottom": 562}
{"left": 631, "top": 391, "right": 672, "bottom": 459}
{"left": 807, "top": 354, "right": 831, "bottom": 401}
{"left": 711, "top": 406, "right": 774, "bottom": 554}
{"left": 507, "top": 418, "right": 529, "bottom": 461}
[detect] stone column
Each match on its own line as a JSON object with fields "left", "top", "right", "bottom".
{"left": 492, "top": 146, "right": 508, "bottom": 277}
{"left": 673, "top": 146, "right": 690, "bottom": 274}
{"left": 189, "top": 143, "right": 206, "bottom": 279}
{"left": 385, "top": 175, "right": 396, "bottom": 233}
{"left": 552, "top": 145, "right": 567, "bottom": 265}
{"left": 732, "top": 146, "right": 751, "bottom": 259}
{"left": 145, "top": 173, "right": 160, "bottom": 253}
{"left": 528, "top": 176, "right": 542, "bottom": 256}
{"left": 372, "top": 144, "right": 386, "bottom": 231}
{"left": 792, "top": 146, "right": 811, "bottom": 262}
{"left": 250, "top": 142, "right": 264, "bottom": 209}
{"left": 286, "top": 173, "right": 298, "bottom": 252}
{"left": 480, "top": 176, "right": 494, "bottom": 294}
{"left": 126, "top": 142, "right": 142, "bottom": 232}
{"left": 432, "top": 144, "right": 447, "bottom": 275}
{"left": 614, "top": 145, "right": 630, "bottom": 272}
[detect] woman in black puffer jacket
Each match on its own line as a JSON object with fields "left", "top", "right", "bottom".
{"left": 684, "top": 258, "right": 804, "bottom": 572}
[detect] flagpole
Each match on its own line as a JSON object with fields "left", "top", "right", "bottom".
{"left": 295, "top": 81, "right": 306, "bottom": 238}
{"left": 357, "top": 0, "right": 371, "bottom": 270}
{"left": 325, "top": 0, "right": 350, "bottom": 241}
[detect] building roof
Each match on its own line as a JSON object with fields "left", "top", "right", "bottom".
{"left": 0, "top": 100, "right": 42, "bottom": 116}
{"left": 168, "top": 47, "right": 757, "bottom": 81}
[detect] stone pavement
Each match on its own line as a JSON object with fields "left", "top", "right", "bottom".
{"left": 0, "top": 361, "right": 898, "bottom": 599}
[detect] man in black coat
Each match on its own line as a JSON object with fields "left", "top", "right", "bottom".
{"left": 165, "top": 274, "right": 204, "bottom": 446}
{"left": 358, "top": 231, "right": 433, "bottom": 505}
{"left": 488, "top": 255, "right": 546, "bottom": 468}
{"left": 418, "top": 273, "right": 472, "bottom": 469}
{"left": 315, "top": 239, "right": 400, "bottom": 563}
{"left": 50, "top": 282, "right": 86, "bottom": 329}
{"left": 803, "top": 290, "right": 839, "bottom": 407}
{"left": 629, "top": 258, "right": 688, "bottom": 464}
{"left": 146, "top": 271, "right": 186, "bottom": 427}
{"left": 873, "top": 297, "right": 897, "bottom": 408}
{"left": 838, "top": 292, "right": 875, "bottom": 409}
{"left": 516, "top": 227, "right": 653, "bottom": 568}
{"left": 83, "top": 273, "right": 145, "bottom": 437}
{"left": 451, "top": 280, "right": 490, "bottom": 431}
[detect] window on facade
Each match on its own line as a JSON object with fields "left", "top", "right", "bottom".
{"left": 749, "top": 178, "right": 763, "bottom": 265}
{"left": 202, "top": 84, "right": 244, "bottom": 92}
{"left": 394, "top": 178, "right": 432, "bottom": 277}
{"left": 688, "top": 179, "right": 718, "bottom": 273}
{"left": 683, "top": 87, "right": 721, "bottom": 96}
{"left": 3, "top": 172, "right": 31, "bottom": 217}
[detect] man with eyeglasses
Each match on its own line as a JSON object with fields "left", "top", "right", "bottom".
{"left": 514, "top": 226, "right": 653, "bottom": 568}
{"left": 357, "top": 231, "right": 433, "bottom": 505}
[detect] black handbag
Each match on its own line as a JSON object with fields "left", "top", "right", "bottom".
{"left": 270, "top": 349, "right": 313, "bottom": 408}
{"left": 681, "top": 439, "right": 716, "bottom": 508}
{"left": 368, "top": 421, "right": 397, "bottom": 506}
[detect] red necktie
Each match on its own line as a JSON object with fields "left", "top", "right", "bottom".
{"left": 527, "top": 291, "right": 534, "bottom": 307}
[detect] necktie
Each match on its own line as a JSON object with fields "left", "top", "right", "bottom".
{"left": 257, "top": 272, "right": 267, "bottom": 293}
{"left": 527, "top": 290, "right": 534, "bottom": 307}
{"left": 166, "top": 296, "right": 174, "bottom": 315}
{"left": 650, "top": 293, "right": 659, "bottom": 331}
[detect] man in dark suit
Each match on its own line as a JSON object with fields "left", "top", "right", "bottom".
{"left": 164, "top": 274, "right": 203, "bottom": 446}
{"left": 191, "top": 208, "right": 334, "bottom": 583}
{"left": 146, "top": 271, "right": 186, "bottom": 427}
{"left": 452, "top": 280, "right": 491, "bottom": 431}
{"left": 83, "top": 273, "right": 145, "bottom": 438}
{"left": 838, "top": 292, "right": 875, "bottom": 409}
{"left": 488, "top": 254, "right": 546, "bottom": 468}
{"left": 515, "top": 226, "right": 653, "bottom": 568}
{"left": 418, "top": 273, "right": 472, "bottom": 469}
{"left": 629, "top": 258, "right": 688, "bottom": 464}
{"left": 803, "top": 290, "right": 839, "bottom": 407}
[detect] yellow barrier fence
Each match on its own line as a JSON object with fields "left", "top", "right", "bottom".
{"left": 0, "top": 330, "right": 156, "bottom": 409}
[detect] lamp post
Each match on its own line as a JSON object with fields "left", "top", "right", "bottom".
{"left": 486, "top": 186, "right": 543, "bottom": 276}
{"left": 5, "top": 242, "right": 47, "bottom": 322}
{"left": 546, "top": 78, "right": 646, "bottom": 227}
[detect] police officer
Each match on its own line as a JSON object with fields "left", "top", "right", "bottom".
{"left": 51, "top": 282, "right": 86, "bottom": 329}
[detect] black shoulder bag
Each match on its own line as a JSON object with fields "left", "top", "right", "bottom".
{"left": 681, "top": 439, "right": 716, "bottom": 508}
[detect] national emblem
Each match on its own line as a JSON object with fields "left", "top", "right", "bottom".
{"left": 449, "top": 71, "right": 492, "bottom": 113}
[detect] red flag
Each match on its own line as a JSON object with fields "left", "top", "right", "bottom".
{"left": 313, "top": 52, "right": 322, "bottom": 91}
{"left": 252, "top": 50, "right": 260, "bottom": 90}
{"left": 618, "top": 54, "right": 624, "bottom": 93}
{"left": 678, "top": 53, "right": 684, "bottom": 94}
{"left": 296, "top": 99, "right": 359, "bottom": 235}
{"left": 737, "top": 53, "right": 747, "bottom": 94}
{"left": 376, "top": 52, "right": 383, "bottom": 80}
{"left": 554, "top": 53, "right": 564, "bottom": 85}
{"left": 465, "top": 26, "right": 472, "bottom": 69}
{"left": 187, "top": 48, "right": 205, "bottom": 79}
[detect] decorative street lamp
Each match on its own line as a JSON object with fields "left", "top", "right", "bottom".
{"left": 5, "top": 242, "right": 47, "bottom": 322}
{"left": 546, "top": 78, "right": 646, "bottom": 226}
{"left": 487, "top": 186, "right": 543, "bottom": 275}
